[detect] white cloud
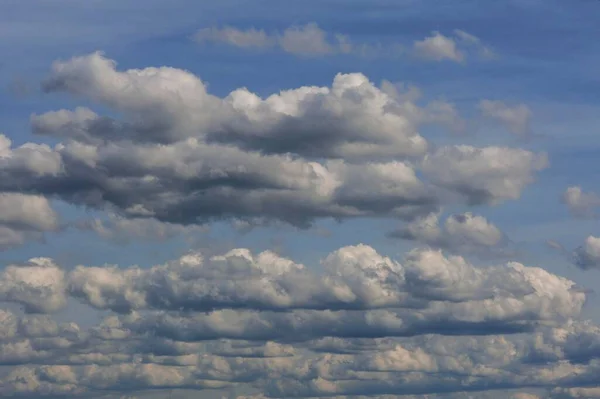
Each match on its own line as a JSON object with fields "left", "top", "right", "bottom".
{"left": 422, "top": 145, "right": 549, "bottom": 205}
{"left": 413, "top": 30, "right": 495, "bottom": 63}
{"left": 391, "top": 211, "right": 506, "bottom": 255}
{"left": 414, "top": 31, "right": 464, "bottom": 62}
{"left": 0, "top": 258, "right": 66, "bottom": 313}
{"left": 562, "top": 186, "right": 600, "bottom": 218}
{"left": 0, "top": 53, "right": 541, "bottom": 231}
{"left": 0, "top": 192, "right": 60, "bottom": 250}
{"left": 573, "top": 235, "right": 600, "bottom": 270}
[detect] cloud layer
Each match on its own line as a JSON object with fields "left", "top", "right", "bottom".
{"left": 0, "top": 244, "right": 596, "bottom": 397}
{"left": 0, "top": 52, "right": 546, "bottom": 234}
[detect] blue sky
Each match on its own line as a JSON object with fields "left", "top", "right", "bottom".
{"left": 1, "top": 1, "right": 600, "bottom": 398}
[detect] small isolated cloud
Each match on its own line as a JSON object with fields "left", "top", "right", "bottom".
{"left": 413, "top": 30, "right": 495, "bottom": 63}
{"left": 192, "top": 23, "right": 389, "bottom": 57}
{"left": 4, "top": 52, "right": 547, "bottom": 232}
{"left": 562, "top": 186, "right": 600, "bottom": 218}
{"left": 479, "top": 100, "right": 533, "bottom": 136}
{"left": 390, "top": 211, "right": 506, "bottom": 255}
{"left": 573, "top": 235, "right": 600, "bottom": 270}
{"left": 421, "top": 145, "right": 549, "bottom": 205}
{"left": 414, "top": 31, "right": 465, "bottom": 62}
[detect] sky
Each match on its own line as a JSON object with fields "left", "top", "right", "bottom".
{"left": 1, "top": 0, "right": 600, "bottom": 398}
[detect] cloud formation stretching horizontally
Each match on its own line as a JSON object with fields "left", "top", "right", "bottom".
{"left": 0, "top": 244, "right": 596, "bottom": 398}
{"left": 194, "top": 24, "right": 493, "bottom": 62}
{"left": 7, "top": 52, "right": 546, "bottom": 232}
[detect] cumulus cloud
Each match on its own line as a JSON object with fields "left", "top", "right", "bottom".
{"left": 0, "top": 243, "right": 594, "bottom": 397}
{"left": 390, "top": 211, "right": 507, "bottom": 255}
{"left": 0, "top": 193, "right": 60, "bottom": 250}
{"left": 0, "top": 52, "right": 584, "bottom": 398}
{"left": 422, "top": 145, "right": 548, "bottom": 205}
{"left": 414, "top": 31, "right": 465, "bottom": 62}
{"left": 562, "top": 186, "right": 600, "bottom": 218}
{"left": 413, "top": 30, "right": 494, "bottom": 63}
{"left": 0, "top": 53, "right": 545, "bottom": 230}
{"left": 0, "top": 245, "right": 583, "bottom": 330}
{"left": 479, "top": 100, "right": 533, "bottom": 135}
{"left": 0, "top": 258, "right": 66, "bottom": 313}
{"left": 573, "top": 235, "right": 600, "bottom": 270}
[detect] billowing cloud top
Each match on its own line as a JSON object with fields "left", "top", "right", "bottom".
{"left": 2, "top": 52, "right": 547, "bottom": 231}
{"left": 0, "top": 244, "right": 593, "bottom": 398}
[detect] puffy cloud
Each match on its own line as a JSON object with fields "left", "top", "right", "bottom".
{"left": 0, "top": 193, "right": 60, "bottom": 250}
{"left": 58, "top": 244, "right": 585, "bottom": 329}
{"left": 479, "top": 100, "right": 532, "bottom": 135}
{"left": 0, "top": 137, "right": 63, "bottom": 249}
{"left": 38, "top": 53, "right": 428, "bottom": 159}
{"left": 4, "top": 53, "right": 546, "bottom": 230}
{"left": 422, "top": 145, "right": 548, "bottom": 205}
{"left": 0, "top": 278, "right": 594, "bottom": 398}
{"left": 0, "top": 258, "right": 66, "bottom": 313}
{"left": 390, "top": 211, "right": 506, "bottom": 254}
{"left": 414, "top": 31, "right": 465, "bottom": 62}
{"left": 573, "top": 235, "right": 600, "bottom": 270}
{"left": 562, "top": 186, "right": 600, "bottom": 218}
{"left": 413, "top": 30, "right": 494, "bottom": 63}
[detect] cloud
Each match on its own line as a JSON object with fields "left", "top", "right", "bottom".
{"left": 573, "top": 235, "right": 600, "bottom": 270}
{"left": 421, "top": 145, "right": 548, "bottom": 205}
{"left": 414, "top": 31, "right": 465, "bottom": 62}
{"left": 193, "top": 23, "right": 382, "bottom": 57}
{"left": 0, "top": 53, "right": 545, "bottom": 230}
{"left": 390, "top": 211, "right": 508, "bottom": 255}
{"left": 562, "top": 186, "right": 600, "bottom": 218}
{"left": 413, "top": 30, "right": 495, "bottom": 63}
{"left": 0, "top": 193, "right": 60, "bottom": 250}
{"left": 0, "top": 244, "right": 594, "bottom": 397}
{"left": 0, "top": 258, "right": 67, "bottom": 313}
{"left": 479, "top": 100, "right": 533, "bottom": 135}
